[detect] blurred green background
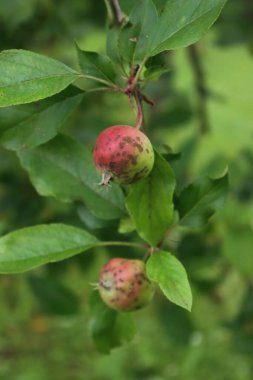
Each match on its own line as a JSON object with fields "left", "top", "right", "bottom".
{"left": 0, "top": 0, "right": 253, "bottom": 379}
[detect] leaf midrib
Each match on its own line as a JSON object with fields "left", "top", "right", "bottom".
{"left": 0, "top": 51, "right": 77, "bottom": 75}
{"left": 0, "top": 73, "right": 78, "bottom": 89}
{"left": 0, "top": 244, "right": 97, "bottom": 273}
{"left": 160, "top": 262, "right": 190, "bottom": 308}
{"left": 133, "top": 1, "right": 158, "bottom": 62}
{"left": 81, "top": 55, "right": 115, "bottom": 85}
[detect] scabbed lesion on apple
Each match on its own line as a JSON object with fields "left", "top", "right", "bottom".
{"left": 93, "top": 125, "right": 154, "bottom": 186}
{"left": 97, "top": 258, "right": 155, "bottom": 312}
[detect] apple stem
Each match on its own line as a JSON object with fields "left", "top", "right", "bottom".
{"left": 134, "top": 91, "right": 143, "bottom": 129}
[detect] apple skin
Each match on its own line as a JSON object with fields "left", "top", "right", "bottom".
{"left": 93, "top": 125, "right": 154, "bottom": 185}
{"left": 98, "top": 258, "right": 155, "bottom": 312}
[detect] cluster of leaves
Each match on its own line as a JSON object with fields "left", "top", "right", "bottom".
{"left": 0, "top": 0, "right": 228, "bottom": 352}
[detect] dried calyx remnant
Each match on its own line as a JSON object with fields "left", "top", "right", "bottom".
{"left": 97, "top": 258, "right": 155, "bottom": 312}
{"left": 93, "top": 125, "right": 154, "bottom": 185}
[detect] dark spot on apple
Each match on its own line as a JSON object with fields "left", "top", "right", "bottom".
{"left": 122, "top": 136, "right": 134, "bottom": 144}
{"left": 127, "top": 154, "right": 137, "bottom": 165}
{"left": 109, "top": 162, "right": 117, "bottom": 169}
{"left": 133, "top": 142, "right": 144, "bottom": 152}
{"left": 130, "top": 166, "right": 149, "bottom": 182}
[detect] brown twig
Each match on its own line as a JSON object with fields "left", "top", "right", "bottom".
{"left": 110, "top": 0, "right": 125, "bottom": 26}
{"left": 142, "top": 93, "right": 155, "bottom": 106}
{"left": 188, "top": 44, "right": 209, "bottom": 134}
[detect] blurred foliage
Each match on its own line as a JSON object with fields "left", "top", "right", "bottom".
{"left": 0, "top": 0, "right": 253, "bottom": 379}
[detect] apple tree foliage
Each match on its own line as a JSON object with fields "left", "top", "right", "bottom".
{"left": 0, "top": 0, "right": 228, "bottom": 353}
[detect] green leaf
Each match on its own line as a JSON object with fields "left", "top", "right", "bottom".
{"left": 28, "top": 275, "right": 80, "bottom": 315}
{"left": 0, "top": 86, "right": 83, "bottom": 150}
{"left": 176, "top": 173, "right": 229, "bottom": 228}
{"left": 146, "top": 251, "right": 192, "bottom": 311}
{"left": 17, "top": 134, "right": 126, "bottom": 220}
{"left": 106, "top": 27, "right": 122, "bottom": 65}
{"left": 118, "top": 217, "right": 136, "bottom": 234}
{"left": 144, "top": 65, "right": 170, "bottom": 81}
{"left": 116, "top": 0, "right": 227, "bottom": 64}
{"left": 144, "top": 53, "right": 171, "bottom": 81}
{"left": 149, "top": 0, "right": 228, "bottom": 56}
{"left": 119, "top": 0, "right": 158, "bottom": 64}
{"left": 118, "top": 23, "right": 140, "bottom": 65}
{"left": 78, "top": 205, "right": 116, "bottom": 230}
{"left": 76, "top": 44, "right": 117, "bottom": 86}
{"left": 126, "top": 152, "right": 175, "bottom": 246}
{"left": 0, "top": 223, "right": 98, "bottom": 273}
{"left": 0, "top": 49, "right": 79, "bottom": 107}
{"left": 89, "top": 292, "right": 136, "bottom": 354}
